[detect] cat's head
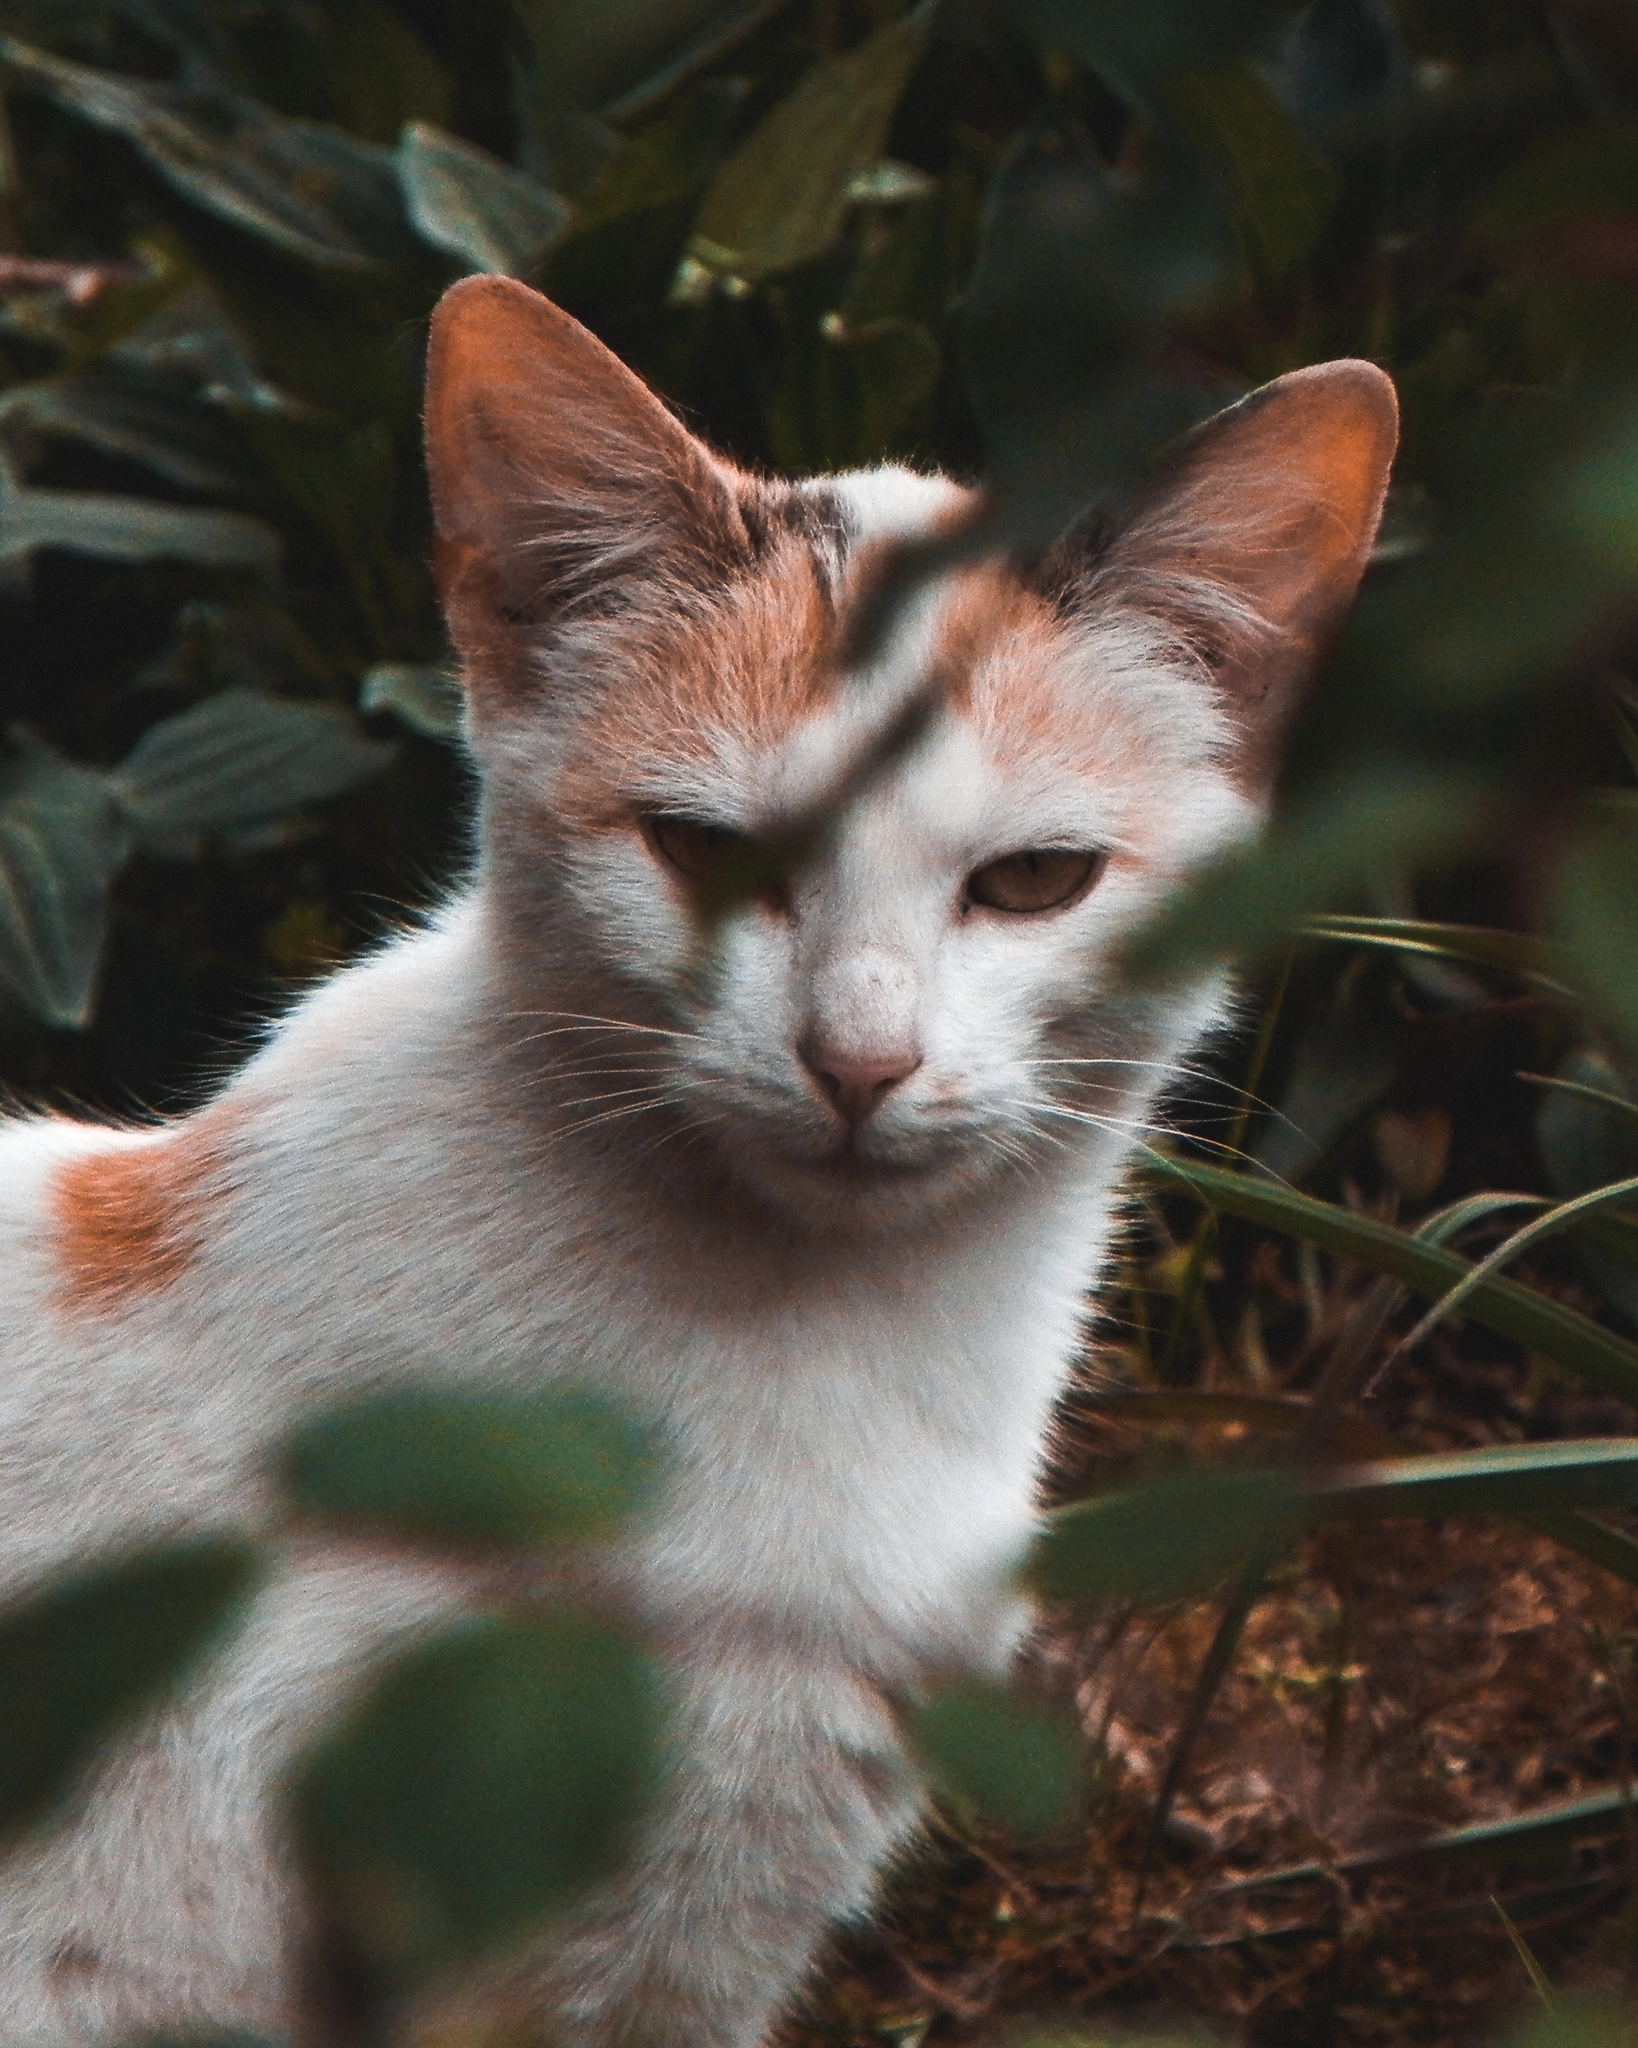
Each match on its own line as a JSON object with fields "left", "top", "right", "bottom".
{"left": 424, "top": 278, "right": 1395, "bottom": 1230}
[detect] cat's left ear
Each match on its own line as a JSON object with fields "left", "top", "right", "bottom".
{"left": 1092, "top": 361, "right": 1398, "bottom": 794}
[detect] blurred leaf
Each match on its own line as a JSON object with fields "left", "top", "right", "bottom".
{"left": 0, "top": 483, "right": 279, "bottom": 576}
{"left": 960, "top": 108, "right": 1235, "bottom": 548}
{"left": 1120, "top": 768, "right": 1490, "bottom": 987}
{"left": 0, "top": 37, "right": 418, "bottom": 269}
{"left": 688, "top": 8, "right": 932, "bottom": 280}
{"left": 1254, "top": 960, "right": 1404, "bottom": 1182}
{"left": 1506, "top": 1998, "right": 1630, "bottom": 2048}
{"left": 1555, "top": 804, "right": 1638, "bottom": 1058}
{"left": 1142, "top": 1150, "right": 1638, "bottom": 1405}
{"left": 294, "top": 1605, "right": 664, "bottom": 1978}
{"left": 517, "top": 0, "right": 782, "bottom": 120}
{"left": 1030, "top": 1465, "right": 1306, "bottom": 1607}
{"left": 398, "top": 122, "right": 569, "bottom": 277}
{"left": 280, "top": 1389, "right": 660, "bottom": 1547}
{"left": 1537, "top": 1047, "right": 1638, "bottom": 1330}
{"left": 0, "top": 367, "right": 252, "bottom": 494}
{"left": 110, "top": 689, "right": 391, "bottom": 845}
{"left": 1028, "top": 0, "right": 1300, "bottom": 119}
{"left": 359, "top": 662, "right": 463, "bottom": 740}
{"left": 0, "top": 1539, "right": 260, "bottom": 1842}
{"left": 0, "top": 736, "right": 133, "bottom": 1027}
{"left": 1176, "top": 63, "right": 1340, "bottom": 277}
{"left": 909, "top": 1680, "right": 1089, "bottom": 1838}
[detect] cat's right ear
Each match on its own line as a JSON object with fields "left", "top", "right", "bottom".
{"left": 424, "top": 276, "right": 749, "bottom": 701}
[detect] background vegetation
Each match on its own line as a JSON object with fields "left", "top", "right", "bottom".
{"left": 12, "top": 0, "right": 1638, "bottom": 2043}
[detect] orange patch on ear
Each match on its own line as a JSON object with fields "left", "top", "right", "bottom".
{"left": 52, "top": 1124, "right": 223, "bottom": 1315}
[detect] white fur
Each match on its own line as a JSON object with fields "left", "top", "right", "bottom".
{"left": 0, "top": 466, "right": 1263, "bottom": 2048}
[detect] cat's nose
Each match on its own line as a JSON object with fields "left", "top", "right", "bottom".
{"left": 800, "top": 1045, "right": 922, "bottom": 1127}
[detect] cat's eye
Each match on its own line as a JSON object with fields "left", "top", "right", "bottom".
{"left": 646, "top": 814, "right": 751, "bottom": 879}
{"left": 964, "top": 848, "right": 1103, "bottom": 915}
{"left": 644, "top": 815, "right": 785, "bottom": 908}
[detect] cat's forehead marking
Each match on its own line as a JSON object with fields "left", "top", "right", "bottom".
{"left": 51, "top": 1120, "right": 225, "bottom": 1314}
{"left": 550, "top": 465, "right": 1195, "bottom": 834}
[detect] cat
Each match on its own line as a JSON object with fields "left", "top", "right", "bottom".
{"left": 0, "top": 274, "right": 1396, "bottom": 2048}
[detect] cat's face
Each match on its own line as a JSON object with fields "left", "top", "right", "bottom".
{"left": 425, "top": 281, "right": 1396, "bottom": 1228}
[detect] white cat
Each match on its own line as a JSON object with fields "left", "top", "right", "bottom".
{"left": 0, "top": 276, "right": 1396, "bottom": 2048}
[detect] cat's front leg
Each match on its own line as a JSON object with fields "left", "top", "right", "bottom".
{"left": 474, "top": 1641, "right": 923, "bottom": 2048}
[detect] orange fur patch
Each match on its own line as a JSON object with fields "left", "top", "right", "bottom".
{"left": 52, "top": 1121, "right": 224, "bottom": 1315}
{"left": 551, "top": 532, "right": 839, "bottom": 829}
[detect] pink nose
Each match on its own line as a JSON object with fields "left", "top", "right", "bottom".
{"left": 800, "top": 1047, "right": 922, "bottom": 1127}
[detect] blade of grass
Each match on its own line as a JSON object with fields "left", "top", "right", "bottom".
{"left": 1217, "top": 1783, "right": 1634, "bottom": 1893}
{"left": 1138, "top": 1149, "right": 1638, "bottom": 1406}
{"left": 1492, "top": 1893, "right": 1557, "bottom": 2009}
{"left": 1297, "top": 915, "right": 1572, "bottom": 992}
{"left": 1383, "top": 1174, "right": 1638, "bottom": 1369}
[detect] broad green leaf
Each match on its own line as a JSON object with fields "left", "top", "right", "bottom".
{"left": 1030, "top": 1465, "right": 1305, "bottom": 1608}
{"left": 294, "top": 1605, "right": 664, "bottom": 1978}
{"left": 687, "top": 8, "right": 932, "bottom": 280}
{"left": 111, "top": 690, "right": 391, "bottom": 846}
{"left": 1555, "top": 806, "right": 1638, "bottom": 1058}
{"left": 961, "top": 111, "right": 1234, "bottom": 541}
{"left": 0, "top": 485, "right": 278, "bottom": 577}
{"left": 0, "top": 38, "right": 416, "bottom": 270}
{"left": 1297, "top": 914, "right": 1572, "bottom": 991}
{"left": 0, "top": 1540, "right": 260, "bottom": 1841}
{"left": 1027, "top": 0, "right": 1301, "bottom": 119}
{"left": 359, "top": 663, "right": 463, "bottom": 741}
{"left": 516, "top": 0, "right": 781, "bottom": 119}
{"left": 280, "top": 1389, "right": 660, "bottom": 1547}
{"left": 1175, "top": 63, "right": 1340, "bottom": 277}
{"left": 1141, "top": 1151, "right": 1638, "bottom": 1405}
{"left": 909, "top": 1681, "right": 1089, "bottom": 1839}
{"left": 1537, "top": 1048, "right": 1638, "bottom": 1330}
{"left": 0, "top": 370, "right": 251, "bottom": 495}
{"left": 0, "top": 737, "right": 133, "bottom": 1027}
{"left": 398, "top": 123, "right": 569, "bottom": 277}
{"left": 1120, "top": 767, "right": 1490, "bottom": 986}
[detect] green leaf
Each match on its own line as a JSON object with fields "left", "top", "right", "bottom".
{"left": 1555, "top": 806, "right": 1638, "bottom": 1058}
{"left": 1175, "top": 63, "right": 1340, "bottom": 277}
{"left": 909, "top": 1680, "right": 1089, "bottom": 1839}
{"left": 1029, "top": 0, "right": 1301, "bottom": 120}
{"left": 1536, "top": 1048, "right": 1638, "bottom": 1331}
{"left": 111, "top": 689, "right": 392, "bottom": 847}
{"left": 0, "top": 736, "right": 133, "bottom": 1028}
{"left": 0, "top": 484, "right": 279, "bottom": 578}
{"left": 688, "top": 8, "right": 932, "bottom": 280}
{"left": 0, "top": 37, "right": 417, "bottom": 270}
{"left": 280, "top": 1389, "right": 660, "bottom": 1547}
{"left": 1120, "top": 767, "right": 1491, "bottom": 986}
{"left": 1141, "top": 1151, "right": 1638, "bottom": 1406}
{"left": 516, "top": 0, "right": 781, "bottom": 120}
{"left": 1030, "top": 1465, "right": 1306, "bottom": 1608}
{"left": 398, "top": 122, "right": 569, "bottom": 277}
{"left": 0, "top": 369, "right": 252, "bottom": 495}
{"left": 294, "top": 1605, "right": 665, "bottom": 1978}
{"left": 359, "top": 663, "right": 463, "bottom": 741}
{"left": 0, "top": 1540, "right": 260, "bottom": 1842}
